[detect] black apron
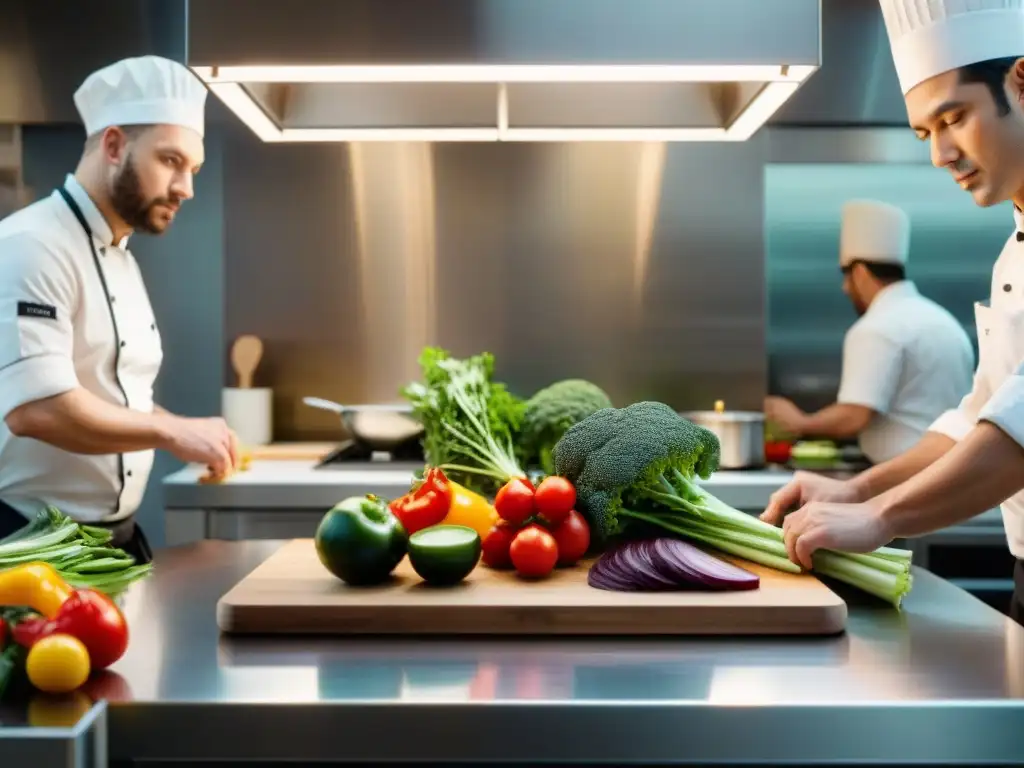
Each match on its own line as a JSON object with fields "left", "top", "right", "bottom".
{"left": 0, "top": 186, "right": 153, "bottom": 566}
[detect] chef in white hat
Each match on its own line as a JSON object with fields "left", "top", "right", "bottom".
{"left": 762, "top": 0, "right": 1024, "bottom": 622}
{"left": 0, "top": 56, "right": 241, "bottom": 564}
{"left": 765, "top": 199, "right": 974, "bottom": 465}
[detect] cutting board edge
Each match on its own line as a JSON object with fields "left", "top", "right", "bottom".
{"left": 215, "top": 595, "right": 849, "bottom": 637}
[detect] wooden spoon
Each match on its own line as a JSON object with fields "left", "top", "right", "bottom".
{"left": 231, "top": 335, "right": 263, "bottom": 389}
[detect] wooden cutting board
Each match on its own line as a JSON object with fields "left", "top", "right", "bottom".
{"left": 246, "top": 443, "right": 337, "bottom": 460}
{"left": 217, "top": 539, "right": 847, "bottom": 636}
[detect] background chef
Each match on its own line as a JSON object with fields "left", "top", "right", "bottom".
{"left": 0, "top": 55, "right": 241, "bottom": 564}
{"left": 762, "top": 0, "right": 1024, "bottom": 625}
{"left": 764, "top": 199, "right": 974, "bottom": 464}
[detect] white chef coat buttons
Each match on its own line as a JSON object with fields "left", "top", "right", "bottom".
{"left": 1005, "top": 284, "right": 1013, "bottom": 292}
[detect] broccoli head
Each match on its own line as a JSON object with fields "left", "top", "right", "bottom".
{"left": 520, "top": 379, "right": 614, "bottom": 474}
{"left": 551, "top": 401, "right": 720, "bottom": 544}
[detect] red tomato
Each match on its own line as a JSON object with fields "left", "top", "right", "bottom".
{"left": 481, "top": 521, "right": 517, "bottom": 568}
{"left": 533, "top": 476, "right": 576, "bottom": 526}
{"left": 13, "top": 589, "right": 129, "bottom": 670}
{"left": 509, "top": 525, "right": 558, "bottom": 578}
{"left": 550, "top": 510, "right": 590, "bottom": 566}
{"left": 494, "top": 477, "right": 536, "bottom": 525}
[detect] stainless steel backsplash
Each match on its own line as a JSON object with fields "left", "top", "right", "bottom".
{"left": 222, "top": 122, "right": 1015, "bottom": 440}
{"left": 222, "top": 120, "right": 769, "bottom": 440}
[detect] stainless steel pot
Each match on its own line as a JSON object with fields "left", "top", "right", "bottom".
{"left": 679, "top": 400, "right": 765, "bottom": 469}
{"left": 303, "top": 397, "right": 424, "bottom": 451}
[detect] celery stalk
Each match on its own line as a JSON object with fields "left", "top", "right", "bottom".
{"left": 622, "top": 509, "right": 801, "bottom": 573}
{"left": 621, "top": 471, "right": 915, "bottom": 608}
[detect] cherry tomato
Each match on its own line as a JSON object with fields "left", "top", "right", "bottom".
{"left": 550, "top": 510, "right": 590, "bottom": 566}
{"left": 481, "top": 521, "right": 517, "bottom": 568}
{"left": 510, "top": 525, "right": 558, "bottom": 578}
{"left": 533, "top": 476, "right": 576, "bottom": 526}
{"left": 494, "top": 477, "right": 536, "bottom": 525}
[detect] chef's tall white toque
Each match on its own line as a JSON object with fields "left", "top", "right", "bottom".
{"left": 73, "top": 55, "right": 208, "bottom": 138}
{"left": 877, "top": 0, "right": 1024, "bottom": 94}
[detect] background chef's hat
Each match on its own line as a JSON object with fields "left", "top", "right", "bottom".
{"left": 74, "top": 55, "right": 208, "bottom": 138}
{"left": 878, "top": 0, "right": 1024, "bottom": 95}
{"left": 839, "top": 200, "right": 911, "bottom": 269}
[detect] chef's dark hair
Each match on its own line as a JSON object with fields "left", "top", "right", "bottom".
{"left": 958, "top": 57, "right": 1021, "bottom": 116}
{"left": 843, "top": 260, "right": 905, "bottom": 284}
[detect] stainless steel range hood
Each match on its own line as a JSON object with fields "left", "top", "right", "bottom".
{"left": 185, "top": 0, "right": 821, "bottom": 142}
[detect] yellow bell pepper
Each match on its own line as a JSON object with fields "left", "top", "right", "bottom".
{"left": 443, "top": 481, "right": 499, "bottom": 539}
{"left": 0, "top": 562, "right": 73, "bottom": 619}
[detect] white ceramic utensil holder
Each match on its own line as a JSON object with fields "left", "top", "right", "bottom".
{"left": 222, "top": 387, "right": 273, "bottom": 445}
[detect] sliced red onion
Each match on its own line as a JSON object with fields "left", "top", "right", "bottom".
{"left": 610, "top": 538, "right": 677, "bottom": 589}
{"left": 652, "top": 538, "right": 759, "bottom": 590}
{"left": 587, "top": 537, "right": 760, "bottom": 592}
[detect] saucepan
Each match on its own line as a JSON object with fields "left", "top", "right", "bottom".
{"left": 303, "top": 396, "right": 424, "bottom": 452}
{"left": 679, "top": 400, "right": 765, "bottom": 469}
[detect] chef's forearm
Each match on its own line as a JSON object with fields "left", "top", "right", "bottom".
{"left": 6, "top": 389, "right": 172, "bottom": 454}
{"left": 797, "top": 403, "right": 872, "bottom": 439}
{"left": 876, "top": 422, "right": 1024, "bottom": 538}
{"left": 848, "top": 430, "right": 955, "bottom": 500}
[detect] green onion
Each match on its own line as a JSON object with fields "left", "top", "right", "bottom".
{"left": 0, "top": 506, "right": 153, "bottom": 598}
{"left": 622, "top": 469, "right": 914, "bottom": 609}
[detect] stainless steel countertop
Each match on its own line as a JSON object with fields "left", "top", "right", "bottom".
{"left": 162, "top": 459, "right": 1007, "bottom": 533}
{"left": 4, "top": 539, "right": 1023, "bottom": 765}
{"left": 161, "top": 459, "right": 849, "bottom": 511}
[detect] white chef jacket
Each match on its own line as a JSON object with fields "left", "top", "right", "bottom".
{"left": 836, "top": 280, "right": 974, "bottom": 465}
{"left": 930, "top": 207, "right": 1024, "bottom": 558}
{"left": 0, "top": 174, "right": 163, "bottom": 523}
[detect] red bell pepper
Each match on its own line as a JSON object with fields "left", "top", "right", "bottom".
{"left": 12, "top": 588, "right": 128, "bottom": 669}
{"left": 388, "top": 467, "right": 452, "bottom": 534}
{"left": 0, "top": 617, "right": 6, "bottom": 650}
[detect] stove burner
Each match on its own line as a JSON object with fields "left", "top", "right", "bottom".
{"left": 315, "top": 435, "right": 424, "bottom": 466}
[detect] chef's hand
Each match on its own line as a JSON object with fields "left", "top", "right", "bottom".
{"left": 760, "top": 470, "right": 860, "bottom": 525}
{"left": 782, "top": 500, "right": 893, "bottom": 570}
{"left": 763, "top": 396, "right": 806, "bottom": 436}
{"left": 157, "top": 414, "right": 239, "bottom": 476}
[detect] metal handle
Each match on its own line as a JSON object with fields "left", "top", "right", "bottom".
{"left": 303, "top": 397, "right": 414, "bottom": 415}
{"left": 303, "top": 396, "right": 346, "bottom": 414}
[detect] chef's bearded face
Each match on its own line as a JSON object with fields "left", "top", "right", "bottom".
{"left": 905, "top": 57, "right": 1024, "bottom": 208}
{"left": 94, "top": 124, "right": 204, "bottom": 235}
